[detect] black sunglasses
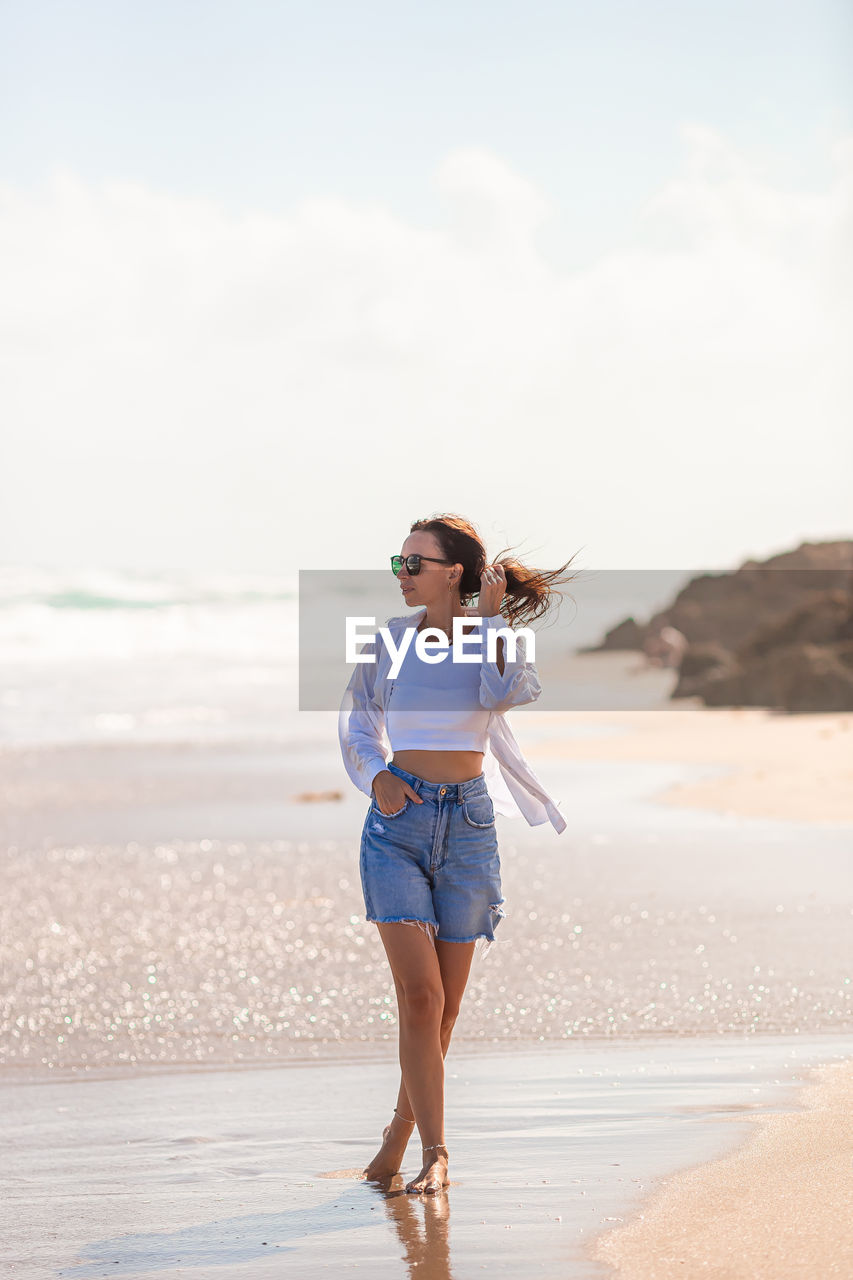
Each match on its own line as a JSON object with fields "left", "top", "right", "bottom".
{"left": 390, "top": 553, "right": 451, "bottom": 576}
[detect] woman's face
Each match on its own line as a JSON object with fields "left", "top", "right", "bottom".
{"left": 396, "top": 531, "right": 460, "bottom": 609}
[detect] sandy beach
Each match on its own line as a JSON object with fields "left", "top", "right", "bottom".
{"left": 526, "top": 701, "right": 853, "bottom": 826}
{"left": 2, "top": 654, "right": 852, "bottom": 1277}
{"left": 590, "top": 1055, "right": 853, "bottom": 1278}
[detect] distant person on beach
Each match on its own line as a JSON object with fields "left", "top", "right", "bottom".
{"left": 643, "top": 625, "right": 688, "bottom": 669}
{"left": 339, "top": 513, "right": 577, "bottom": 1194}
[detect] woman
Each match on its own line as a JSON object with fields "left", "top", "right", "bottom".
{"left": 338, "top": 513, "right": 577, "bottom": 1195}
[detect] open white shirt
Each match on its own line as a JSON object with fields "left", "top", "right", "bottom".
{"left": 338, "top": 606, "right": 567, "bottom": 834}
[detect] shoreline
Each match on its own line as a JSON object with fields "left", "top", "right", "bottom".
{"left": 3, "top": 1026, "right": 847, "bottom": 1090}
{"left": 588, "top": 1053, "right": 853, "bottom": 1278}
{"left": 2, "top": 706, "right": 850, "bottom": 1273}
{"left": 4, "top": 1033, "right": 851, "bottom": 1278}
{"left": 2, "top": 701, "right": 852, "bottom": 830}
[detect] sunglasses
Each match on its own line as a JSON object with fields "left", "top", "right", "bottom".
{"left": 390, "top": 553, "right": 451, "bottom": 576}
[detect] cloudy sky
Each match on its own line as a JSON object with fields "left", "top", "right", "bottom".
{"left": 1, "top": 0, "right": 851, "bottom": 577}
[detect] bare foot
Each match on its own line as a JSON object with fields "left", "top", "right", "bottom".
{"left": 362, "top": 1113, "right": 415, "bottom": 1180}
{"left": 405, "top": 1144, "right": 450, "bottom": 1194}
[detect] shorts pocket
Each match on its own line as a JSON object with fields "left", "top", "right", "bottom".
{"left": 371, "top": 796, "right": 409, "bottom": 819}
{"left": 461, "top": 792, "right": 495, "bottom": 828}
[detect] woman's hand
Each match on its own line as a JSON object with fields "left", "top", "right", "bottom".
{"left": 371, "top": 771, "right": 423, "bottom": 814}
{"left": 475, "top": 563, "right": 507, "bottom": 618}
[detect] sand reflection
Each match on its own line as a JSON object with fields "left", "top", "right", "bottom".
{"left": 366, "top": 1176, "right": 453, "bottom": 1280}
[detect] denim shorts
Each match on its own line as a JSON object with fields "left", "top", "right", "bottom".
{"left": 359, "top": 762, "right": 506, "bottom": 956}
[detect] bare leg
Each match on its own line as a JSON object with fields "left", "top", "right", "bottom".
{"left": 395, "top": 935, "right": 476, "bottom": 1119}
{"left": 361, "top": 921, "right": 445, "bottom": 1189}
{"left": 363, "top": 932, "right": 476, "bottom": 1187}
{"left": 362, "top": 969, "right": 418, "bottom": 1179}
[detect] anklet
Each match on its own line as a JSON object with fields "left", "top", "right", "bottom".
{"left": 393, "top": 1108, "right": 415, "bottom": 1125}
{"left": 422, "top": 1142, "right": 448, "bottom": 1154}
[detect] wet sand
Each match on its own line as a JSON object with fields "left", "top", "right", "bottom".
{"left": 2, "top": 746, "right": 851, "bottom": 1074}
{"left": 1, "top": 694, "right": 851, "bottom": 1276}
{"left": 4, "top": 1035, "right": 852, "bottom": 1279}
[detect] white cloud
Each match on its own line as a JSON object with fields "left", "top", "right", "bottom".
{"left": 1, "top": 130, "right": 850, "bottom": 571}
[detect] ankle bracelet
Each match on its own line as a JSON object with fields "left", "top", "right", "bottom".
{"left": 422, "top": 1142, "right": 448, "bottom": 1154}
{"left": 393, "top": 1108, "right": 415, "bottom": 1125}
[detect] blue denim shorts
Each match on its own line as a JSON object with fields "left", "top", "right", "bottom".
{"left": 359, "top": 762, "right": 506, "bottom": 956}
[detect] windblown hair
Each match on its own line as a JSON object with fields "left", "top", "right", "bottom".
{"left": 409, "top": 513, "right": 580, "bottom": 630}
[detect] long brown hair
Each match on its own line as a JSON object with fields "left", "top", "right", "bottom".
{"left": 409, "top": 513, "right": 580, "bottom": 630}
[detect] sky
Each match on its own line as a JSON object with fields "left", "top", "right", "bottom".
{"left": 1, "top": 0, "right": 851, "bottom": 577}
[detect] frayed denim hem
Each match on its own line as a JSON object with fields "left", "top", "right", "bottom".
{"left": 442, "top": 902, "right": 507, "bottom": 959}
{"left": 367, "top": 916, "right": 438, "bottom": 947}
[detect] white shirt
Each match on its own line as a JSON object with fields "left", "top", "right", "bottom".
{"left": 338, "top": 605, "right": 567, "bottom": 834}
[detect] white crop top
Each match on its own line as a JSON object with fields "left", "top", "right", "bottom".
{"left": 385, "top": 634, "right": 492, "bottom": 752}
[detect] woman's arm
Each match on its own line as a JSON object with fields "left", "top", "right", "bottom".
{"left": 477, "top": 613, "right": 542, "bottom": 714}
{"left": 338, "top": 647, "right": 390, "bottom": 797}
{"left": 474, "top": 563, "right": 541, "bottom": 714}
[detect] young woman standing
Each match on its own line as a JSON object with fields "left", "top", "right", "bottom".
{"left": 339, "top": 514, "right": 576, "bottom": 1194}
